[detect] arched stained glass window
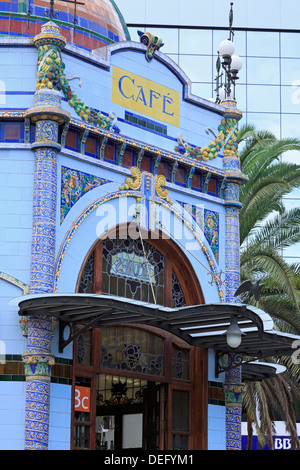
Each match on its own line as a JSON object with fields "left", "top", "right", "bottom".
{"left": 78, "top": 234, "right": 199, "bottom": 307}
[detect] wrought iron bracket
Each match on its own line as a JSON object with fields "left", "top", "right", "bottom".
{"left": 215, "top": 350, "right": 263, "bottom": 378}
{"left": 58, "top": 316, "right": 100, "bottom": 353}
{"left": 215, "top": 351, "right": 242, "bottom": 378}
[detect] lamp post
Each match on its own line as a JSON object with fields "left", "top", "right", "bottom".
{"left": 215, "top": 2, "right": 247, "bottom": 451}
{"left": 215, "top": 3, "right": 243, "bottom": 103}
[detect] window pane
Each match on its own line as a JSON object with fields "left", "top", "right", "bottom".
{"left": 283, "top": 242, "right": 300, "bottom": 262}
{"left": 101, "top": 238, "right": 165, "bottom": 305}
{"left": 172, "top": 434, "right": 188, "bottom": 450}
{"left": 74, "top": 424, "right": 90, "bottom": 448}
{"left": 76, "top": 330, "right": 92, "bottom": 366}
{"left": 78, "top": 251, "right": 94, "bottom": 293}
{"left": 96, "top": 373, "right": 147, "bottom": 406}
{"left": 247, "top": 85, "right": 280, "bottom": 113}
{"left": 180, "top": 29, "right": 212, "bottom": 55}
{"left": 172, "top": 271, "right": 186, "bottom": 309}
{"left": 234, "top": 84, "right": 247, "bottom": 113}
{"left": 281, "top": 150, "right": 300, "bottom": 165}
{"left": 171, "top": 346, "right": 189, "bottom": 379}
{"left": 247, "top": 57, "right": 280, "bottom": 85}
{"left": 96, "top": 416, "right": 115, "bottom": 450}
{"left": 65, "top": 130, "right": 77, "bottom": 149}
{"left": 172, "top": 390, "right": 189, "bottom": 432}
{"left": 281, "top": 32, "right": 300, "bottom": 58}
{"left": 281, "top": 58, "right": 300, "bottom": 86}
{"left": 247, "top": 31, "right": 279, "bottom": 57}
{"left": 179, "top": 55, "right": 213, "bottom": 83}
{"left": 4, "top": 123, "right": 21, "bottom": 140}
{"left": 281, "top": 85, "right": 300, "bottom": 114}
{"left": 151, "top": 28, "right": 179, "bottom": 54}
{"left": 281, "top": 113, "right": 300, "bottom": 138}
{"left": 100, "top": 326, "right": 164, "bottom": 376}
{"left": 122, "top": 414, "right": 143, "bottom": 448}
{"left": 246, "top": 112, "right": 280, "bottom": 138}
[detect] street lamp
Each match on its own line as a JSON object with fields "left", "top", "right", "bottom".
{"left": 215, "top": 3, "right": 242, "bottom": 103}
{"left": 218, "top": 38, "right": 235, "bottom": 62}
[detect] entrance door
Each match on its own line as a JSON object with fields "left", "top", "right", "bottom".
{"left": 143, "top": 382, "right": 165, "bottom": 450}
{"left": 95, "top": 380, "right": 165, "bottom": 450}
{"left": 96, "top": 406, "right": 143, "bottom": 450}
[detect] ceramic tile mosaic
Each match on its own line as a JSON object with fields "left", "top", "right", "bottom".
{"left": 60, "top": 165, "right": 111, "bottom": 222}
{"left": 177, "top": 201, "right": 219, "bottom": 264}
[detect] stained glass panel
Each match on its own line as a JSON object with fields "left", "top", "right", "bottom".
{"left": 171, "top": 346, "right": 189, "bottom": 380}
{"left": 172, "top": 271, "right": 186, "bottom": 308}
{"left": 79, "top": 251, "right": 94, "bottom": 293}
{"left": 102, "top": 238, "right": 164, "bottom": 305}
{"left": 101, "top": 326, "right": 164, "bottom": 376}
{"left": 96, "top": 373, "right": 147, "bottom": 406}
{"left": 76, "top": 329, "right": 93, "bottom": 366}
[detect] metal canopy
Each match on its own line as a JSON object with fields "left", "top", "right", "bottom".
{"left": 242, "top": 362, "right": 286, "bottom": 382}
{"left": 11, "top": 293, "right": 300, "bottom": 362}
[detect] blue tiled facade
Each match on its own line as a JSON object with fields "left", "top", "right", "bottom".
{"left": 0, "top": 6, "right": 249, "bottom": 450}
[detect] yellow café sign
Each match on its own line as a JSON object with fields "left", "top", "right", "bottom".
{"left": 112, "top": 66, "right": 180, "bottom": 127}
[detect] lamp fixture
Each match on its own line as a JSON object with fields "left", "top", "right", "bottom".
{"left": 218, "top": 38, "right": 235, "bottom": 61}
{"left": 224, "top": 316, "right": 246, "bottom": 348}
{"left": 215, "top": 2, "right": 242, "bottom": 103}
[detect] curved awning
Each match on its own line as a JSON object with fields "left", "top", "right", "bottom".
{"left": 10, "top": 293, "right": 300, "bottom": 363}
{"left": 242, "top": 362, "right": 286, "bottom": 382}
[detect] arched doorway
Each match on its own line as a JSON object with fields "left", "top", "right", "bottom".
{"left": 72, "top": 227, "right": 208, "bottom": 450}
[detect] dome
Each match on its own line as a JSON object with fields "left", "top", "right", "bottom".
{"left": 0, "top": 0, "right": 130, "bottom": 50}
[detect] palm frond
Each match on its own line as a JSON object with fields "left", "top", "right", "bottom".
{"left": 245, "top": 208, "right": 300, "bottom": 251}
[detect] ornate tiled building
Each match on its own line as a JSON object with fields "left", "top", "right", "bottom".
{"left": 1, "top": 0, "right": 299, "bottom": 451}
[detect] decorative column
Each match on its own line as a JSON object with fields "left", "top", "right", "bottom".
{"left": 22, "top": 22, "right": 70, "bottom": 450}
{"left": 222, "top": 99, "right": 247, "bottom": 450}
{"left": 223, "top": 366, "right": 246, "bottom": 450}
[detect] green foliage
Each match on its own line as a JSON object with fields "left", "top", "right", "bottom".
{"left": 238, "top": 123, "right": 300, "bottom": 449}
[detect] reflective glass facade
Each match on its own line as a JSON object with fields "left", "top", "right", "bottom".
{"left": 117, "top": 0, "right": 300, "bottom": 262}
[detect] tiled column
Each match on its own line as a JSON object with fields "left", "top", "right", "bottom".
{"left": 22, "top": 22, "right": 70, "bottom": 450}
{"left": 222, "top": 99, "right": 247, "bottom": 450}
{"left": 223, "top": 366, "right": 246, "bottom": 450}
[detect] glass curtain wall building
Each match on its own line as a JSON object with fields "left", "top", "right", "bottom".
{"left": 117, "top": 0, "right": 300, "bottom": 263}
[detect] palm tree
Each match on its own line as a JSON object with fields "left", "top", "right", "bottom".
{"left": 237, "top": 123, "right": 300, "bottom": 449}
